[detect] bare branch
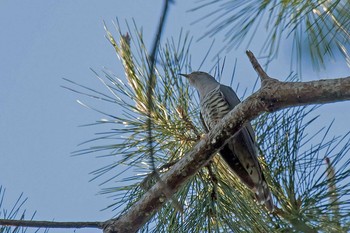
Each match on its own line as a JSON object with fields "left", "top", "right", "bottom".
{"left": 0, "top": 219, "right": 103, "bottom": 229}
{"left": 246, "top": 50, "right": 271, "bottom": 83}
{"left": 103, "top": 52, "right": 350, "bottom": 232}
{"left": 146, "top": 0, "right": 170, "bottom": 172}
{"left": 143, "top": 0, "right": 183, "bottom": 217}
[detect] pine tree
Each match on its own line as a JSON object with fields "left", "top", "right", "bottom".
{"left": 68, "top": 20, "right": 350, "bottom": 232}
{"left": 2, "top": 1, "right": 350, "bottom": 232}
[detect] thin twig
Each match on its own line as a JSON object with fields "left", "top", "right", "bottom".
{"left": 146, "top": 0, "right": 169, "bottom": 175}
{"left": 246, "top": 50, "right": 271, "bottom": 83}
{"left": 144, "top": 0, "right": 183, "bottom": 214}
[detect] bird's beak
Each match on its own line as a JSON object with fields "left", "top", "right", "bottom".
{"left": 179, "top": 73, "right": 189, "bottom": 78}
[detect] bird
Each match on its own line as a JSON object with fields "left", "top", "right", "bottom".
{"left": 180, "top": 71, "right": 273, "bottom": 212}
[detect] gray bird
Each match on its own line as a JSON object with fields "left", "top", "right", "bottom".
{"left": 180, "top": 71, "right": 273, "bottom": 212}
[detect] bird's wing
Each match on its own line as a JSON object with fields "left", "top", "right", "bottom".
{"left": 219, "top": 85, "right": 273, "bottom": 211}
{"left": 219, "top": 84, "right": 257, "bottom": 157}
{"left": 200, "top": 112, "right": 209, "bottom": 133}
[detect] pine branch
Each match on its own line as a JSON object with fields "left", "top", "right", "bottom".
{"left": 102, "top": 51, "right": 350, "bottom": 232}
{"left": 192, "top": 0, "right": 350, "bottom": 71}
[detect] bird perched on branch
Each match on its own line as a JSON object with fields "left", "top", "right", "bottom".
{"left": 180, "top": 71, "right": 273, "bottom": 212}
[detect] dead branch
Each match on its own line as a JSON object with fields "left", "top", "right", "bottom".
{"left": 0, "top": 219, "right": 103, "bottom": 229}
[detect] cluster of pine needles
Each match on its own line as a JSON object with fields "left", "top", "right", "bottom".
{"left": 64, "top": 21, "right": 350, "bottom": 232}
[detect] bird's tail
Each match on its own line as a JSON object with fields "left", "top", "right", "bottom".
{"left": 254, "top": 180, "right": 274, "bottom": 212}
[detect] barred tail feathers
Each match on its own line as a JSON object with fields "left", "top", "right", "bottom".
{"left": 254, "top": 180, "right": 274, "bottom": 212}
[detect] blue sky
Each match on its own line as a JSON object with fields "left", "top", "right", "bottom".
{"left": 1, "top": 1, "right": 350, "bottom": 233}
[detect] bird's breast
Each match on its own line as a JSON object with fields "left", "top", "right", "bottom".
{"left": 201, "top": 86, "right": 231, "bottom": 129}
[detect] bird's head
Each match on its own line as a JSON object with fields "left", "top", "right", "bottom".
{"left": 179, "top": 71, "right": 218, "bottom": 93}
